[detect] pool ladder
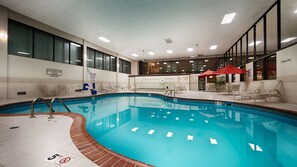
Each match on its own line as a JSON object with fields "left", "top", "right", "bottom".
{"left": 30, "top": 97, "right": 71, "bottom": 119}
{"left": 164, "top": 89, "right": 175, "bottom": 97}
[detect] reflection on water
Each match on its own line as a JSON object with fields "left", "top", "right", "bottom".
{"left": 75, "top": 95, "right": 297, "bottom": 167}
{"left": 2, "top": 94, "right": 297, "bottom": 167}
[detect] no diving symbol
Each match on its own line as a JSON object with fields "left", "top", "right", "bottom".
{"left": 59, "top": 157, "right": 71, "bottom": 164}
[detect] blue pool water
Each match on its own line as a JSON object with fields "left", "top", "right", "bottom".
{"left": 1, "top": 94, "right": 297, "bottom": 167}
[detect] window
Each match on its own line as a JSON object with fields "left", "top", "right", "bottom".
{"left": 70, "top": 43, "right": 82, "bottom": 65}
{"left": 111, "top": 56, "right": 117, "bottom": 72}
{"left": 8, "top": 19, "right": 82, "bottom": 66}
{"left": 119, "top": 58, "right": 131, "bottom": 74}
{"left": 95, "top": 51, "right": 104, "bottom": 69}
{"left": 54, "top": 37, "right": 69, "bottom": 63}
{"left": 34, "top": 30, "right": 54, "bottom": 61}
{"left": 87, "top": 48, "right": 95, "bottom": 68}
{"left": 8, "top": 20, "right": 33, "bottom": 57}
{"left": 104, "top": 54, "right": 111, "bottom": 71}
{"left": 267, "top": 55, "right": 276, "bottom": 79}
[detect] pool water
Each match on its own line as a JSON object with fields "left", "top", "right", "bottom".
{"left": 1, "top": 94, "right": 297, "bottom": 167}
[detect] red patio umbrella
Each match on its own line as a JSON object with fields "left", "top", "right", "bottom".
{"left": 215, "top": 65, "right": 247, "bottom": 74}
{"left": 199, "top": 70, "right": 220, "bottom": 78}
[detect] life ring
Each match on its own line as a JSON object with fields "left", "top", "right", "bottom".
{"left": 160, "top": 78, "right": 166, "bottom": 84}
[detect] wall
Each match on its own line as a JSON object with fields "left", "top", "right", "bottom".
{"left": 0, "top": 6, "right": 133, "bottom": 100}
{"left": 134, "top": 75, "right": 190, "bottom": 91}
{"left": 0, "top": 5, "right": 8, "bottom": 99}
{"left": 189, "top": 74, "right": 199, "bottom": 91}
{"left": 277, "top": 44, "right": 297, "bottom": 104}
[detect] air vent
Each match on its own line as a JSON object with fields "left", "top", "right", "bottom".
{"left": 17, "top": 91, "right": 26, "bottom": 95}
{"left": 165, "top": 38, "right": 173, "bottom": 44}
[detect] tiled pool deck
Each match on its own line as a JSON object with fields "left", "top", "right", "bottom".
{"left": 0, "top": 91, "right": 297, "bottom": 166}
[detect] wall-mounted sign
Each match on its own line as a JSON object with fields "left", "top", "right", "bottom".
{"left": 281, "top": 59, "right": 291, "bottom": 63}
{"left": 46, "top": 68, "right": 62, "bottom": 77}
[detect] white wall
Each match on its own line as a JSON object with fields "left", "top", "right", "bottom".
{"left": 277, "top": 44, "right": 297, "bottom": 104}
{"left": 0, "top": 6, "right": 133, "bottom": 100}
{"left": 190, "top": 74, "right": 199, "bottom": 91}
{"left": 134, "top": 75, "right": 190, "bottom": 91}
{"left": 0, "top": 5, "right": 8, "bottom": 100}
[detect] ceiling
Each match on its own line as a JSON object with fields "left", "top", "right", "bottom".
{"left": 0, "top": 0, "right": 283, "bottom": 60}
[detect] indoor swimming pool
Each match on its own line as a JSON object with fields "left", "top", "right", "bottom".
{"left": 1, "top": 93, "right": 297, "bottom": 167}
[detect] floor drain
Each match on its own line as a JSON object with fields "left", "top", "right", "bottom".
{"left": 9, "top": 126, "right": 19, "bottom": 129}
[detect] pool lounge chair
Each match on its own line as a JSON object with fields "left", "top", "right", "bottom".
{"left": 254, "top": 80, "right": 281, "bottom": 101}
{"left": 238, "top": 81, "right": 264, "bottom": 102}
{"left": 239, "top": 80, "right": 281, "bottom": 102}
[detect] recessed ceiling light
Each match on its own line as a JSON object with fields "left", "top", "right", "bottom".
{"left": 176, "top": 61, "right": 179, "bottom": 64}
{"left": 189, "top": 60, "right": 194, "bottom": 63}
{"left": 70, "top": 42, "right": 81, "bottom": 47}
{"left": 98, "top": 36, "right": 111, "bottom": 43}
{"left": 187, "top": 48, "right": 193, "bottom": 52}
{"left": 166, "top": 50, "right": 173, "bottom": 54}
{"left": 210, "top": 45, "right": 217, "bottom": 50}
{"left": 205, "top": 59, "right": 208, "bottom": 62}
{"left": 281, "top": 37, "right": 296, "bottom": 43}
{"left": 221, "top": 13, "right": 236, "bottom": 24}
{"left": 148, "top": 52, "right": 155, "bottom": 55}
{"left": 132, "top": 53, "right": 139, "bottom": 57}
{"left": 248, "top": 41, "right": 262, "bottom": 46}
{"left": 163, "top": 62, "right": 167, "bottom": 64}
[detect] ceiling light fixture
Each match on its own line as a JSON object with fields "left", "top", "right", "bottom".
{"left": 70, "top": 42, "right": 81, "bottom": 47}
{"left": 132, "top": 53, "right": 139, "bottom": 57}
{"left": 98, "top": 36, "right": 111, "bottom": 43}
{"left": 210, "top": 45, "right": 217, "bottom": 50}
{"left": 281, "top": 37, "right": 296, "bottom": 43}
{"left": 294, "top": 9, "right": 297, "bottom": 13}
{"left": 221, "top": 13, "right": 236, "bottom": 24}
{"left": 248, "top": 41, "right": 262, "bottom": 46}
{"left": 166, "top": 50, "right": 173, "bottom": 54}
{"left": 176, "top": 61, "right": 179, "bottom": 64}
{"left": 187, "top": 48, "right": 193, "bottom": 52}
{"left": 148, "top": 52, "right": 155, "bottom": 55}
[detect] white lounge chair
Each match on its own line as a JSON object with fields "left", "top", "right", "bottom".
{"left": 239, "top": 81, "right": 264, "bottom": 102}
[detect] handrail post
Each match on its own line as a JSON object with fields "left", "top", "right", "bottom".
{"left": 49, "top": 98, "right": 56, "bottom": 119}
{"left": 30, "top": 100, "right": 36, "bottom": 118}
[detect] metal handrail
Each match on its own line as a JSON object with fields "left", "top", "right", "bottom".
{"left": 49, "top": 98, "right": 71, "bottom": 119}
{"left": 30, "top": 98, "right": 52, "bottom": 118}
{"left": 164, "top": 89, "right": 175, "bottom": 97}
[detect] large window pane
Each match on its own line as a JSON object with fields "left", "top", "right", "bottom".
{"left": 247, "top": 28, "right": 254, "bottom": 62}
{"left": 127, "top": 61, "right": 131, "bottom": 74}
{"left": 95, "top": 51, "right": 104, "bottom": 70}
{"left": 8, "top": 20, "right": 33, "bottom": 57}
{"left": 242, "top": 35, "right": 247, "bottom": 65}
{"left": 104, "top": 54, "right": 111, "bottom": 71}
{"left": 281, "top": 0, "right": 297, "bottom": 48}
{"left": 34, "top": 30, "right": 53, "bottom": 61}
{"left": 111, "top": 56, "right": 116, "bottom": 72}
{"left": 54, "top": 37, "right": 69, "bottom": 64}
{"left": 267, "top": 6, "right": 278, "bottom": 53}
{"left": 267, "top": 55, "right": 276, "bottom": 79}
{"left": 87, "top": 48, "right": 95, "bottom": 68}
{"left": 70, "top": 43, "right": 82, "bottom": 65}
{"left": 256, "top": 19, "right": 264, "bottom": 58}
